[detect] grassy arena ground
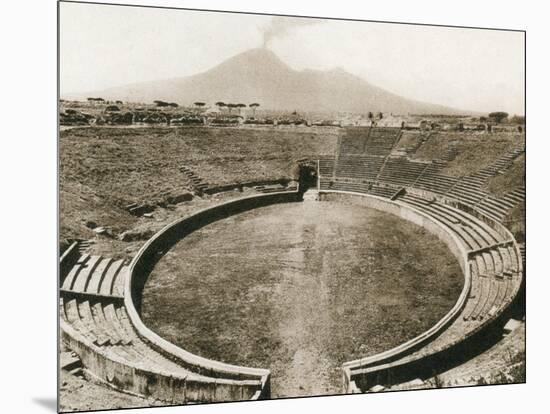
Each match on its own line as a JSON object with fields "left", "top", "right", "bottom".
{"left": 141, "top": 199, "right": 463, "bottom": 398}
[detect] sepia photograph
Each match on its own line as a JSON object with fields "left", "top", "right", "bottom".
{"left": 57, "top": 1, "right": 525, "bottom": 412}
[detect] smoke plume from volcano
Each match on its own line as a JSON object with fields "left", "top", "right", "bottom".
{"left": 261, "top": 16, "right": 322, "bottom": 47}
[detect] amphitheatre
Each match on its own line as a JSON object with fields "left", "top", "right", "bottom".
{"left": 59, "top": 115, "right": 525, "bottom": 410}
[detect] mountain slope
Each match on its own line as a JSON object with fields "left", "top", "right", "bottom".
{"left": 67, "top": 48, "right": 463, "bottom": 114}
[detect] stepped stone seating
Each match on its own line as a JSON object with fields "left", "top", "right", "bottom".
{"left": 365, "top": 128, "right": 402, "bottom": 156}
{"left": 319, "top": 178, "right": 396, "bottom": 198}
{"left": 318, "top": 157, "right": 336, "bottom": 177}
{"left": 368, "top": 185, "right": 397, "bottom": 198}
{"left": 324, "top": 130, "right": 523, "bottom": 225}
{"left": 319, "top": 177, "right": 331, "bottom": 191}
{"left": 502, "top": 186, "right": 526, "bottom": 206}
{"left": 60, "top": 253, "right": 265, "bottom": 403}
{"left": 62, "top": 255, "right": 127, "bottom": 298}
{"left": 413, "top": 164, "right": 459, "bottom": 195}
{"left": 446, "top": 182, "right": 487, "bottom": 206}
{"left": 377, "top": 157, "right": 428, "bottom": 187}
{"left": 320, "top": 136, "right": 524, "bottom": 391}
{"left": 100, "top": 259, "right": 126, "bottom": 296}
{"left": 475, "top": 196, "right": 513, "bottom": 222}
{"left": 339, "top": 127, "right": 401, "bottom": 156}
{"left": 399, "top": 194, "right": 499, "bottom": 250}
{"left": 475, "top": 185, "right": 524, "bottom": 223}
{"left": 402, "top": 146, "right": 524, "bottom": 221}
{"left": 62, "top": 295, "right": 217, "bottom": 377}
{"left": 442, "top": 148, "right": 521, "bottom": 207}
{"left": 519, "top": 243, "right": 526, "bottom": 267}
{"left": 77, "top": 240, "right": 93, "bottom": 254}
{"left": 335, "top": 155, "right": 385, "bottom": 181}
{"left": 391, "top": 132, "right": 430, "bottom": 157}
{"left": 342, "top": 189, "right": 522, "bottom": 392}
{"left": 397, "top": 191, "right": 520, "bottom": 324}
{"left": 396, "top": 191, "right": 520, "bottom": 325}
{"left": 463, "top": 248, "right": 515, "bottom": 321}
{"left": 471, "top": 146, "right": 525, "bottom": 180}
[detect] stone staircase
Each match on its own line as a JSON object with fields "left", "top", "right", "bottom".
{"left": 180, "top": 165, "right": 209, "bottom": 194}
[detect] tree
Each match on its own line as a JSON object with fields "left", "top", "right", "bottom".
{"left": 236, "top": 103, "right": 246, "bottom": 115}
{"left": 367, "top": 111, "right": 373, "bottom": 120}
{"left": 249, "top": 103, "right": 260, "bottom": 117}
{"left": 510, "top": 115, "right": 525, "bottom": 125}
{"left": 226, "top": 103, "right": 236, "bottom": 114}
{"left": 153, "top": 100, "right": 169, "bottom": 107}
{"left": 378, "top": 112, "right": 384, "bottom": 119}
{"left": 215, "top": 101, "right": 226, "bottom": 113}
{"left": 87, "top": 97, "right": 104, "bottom": 104}
{"left": 488, "top": 112, "right": 509, "bottom": 124}
{"left": 194, "top": 102, "right": 206, "bottom": 108}
{"left": 168, "top": 102, "right": 179, "bottom": 108}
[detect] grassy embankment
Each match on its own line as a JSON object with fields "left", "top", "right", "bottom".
{"left": 60, "top": 126, "right": 339, "bottom": 247}
{"left": 413, "top": 132, "right": 524, "bottom": 177}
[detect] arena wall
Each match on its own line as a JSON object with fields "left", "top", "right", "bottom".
{"left": 320, "top": 192, "right": 470, "bottom": 377}
{"left": 61, "top": 187, "right": 521, "bottom": 399}
{"left": 59, "top": 192, "right": 304, "bottom": 402}
{"left": 124, "top": 191, "right": 302, "bottom": 397}
{"left": 405, "top": 187, "right": 515, "bottom": 241}
{"left": 319, "top": 190, "right": 522, "bottom": 392}
{"left": 60, "top": 320, "right": 262, "bottom": 403}
{"left": 203, "top": 178, "right": 294, "bottom": 195}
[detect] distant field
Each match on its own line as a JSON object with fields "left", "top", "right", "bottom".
{"left": 141, "top": 200, "right": 463, "bottom": 398}
{"left": 413, "top": 131, "right": 524, "bottom": 176}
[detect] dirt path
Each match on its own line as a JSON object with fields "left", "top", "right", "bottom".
{"left": 272, "top": 201, "right": 336, "bottom": 396}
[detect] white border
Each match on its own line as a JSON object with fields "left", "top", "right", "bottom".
{"left": 3, "top": 0, "right": 547, "bottom": 413}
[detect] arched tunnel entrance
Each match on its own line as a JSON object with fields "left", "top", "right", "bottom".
{"left": 296, "top": 160, "right": 318, "bottom": 193}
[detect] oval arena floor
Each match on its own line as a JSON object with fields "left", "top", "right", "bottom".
{"left": 140, "top": 199, "right": 464, "bottom": 397}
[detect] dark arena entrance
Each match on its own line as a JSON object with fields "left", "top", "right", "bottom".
{"left": 297, "top": 160, "right": 318, "bottom": 192}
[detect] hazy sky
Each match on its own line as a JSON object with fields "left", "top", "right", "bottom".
{"left": 60, "top": 2, "right": 525, "bottom": 114}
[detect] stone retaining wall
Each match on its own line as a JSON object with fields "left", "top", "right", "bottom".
{"left": 321, "top": 191, "right": 470, "bottom": 391}
{"left": 59, "top": 192, "right": 302, "bottom": 402}
{"left": 125, "top": 191, "right": 301, "bottom": 398}
{"left": 320, "top": 190, "right": 522, "bottom": 392}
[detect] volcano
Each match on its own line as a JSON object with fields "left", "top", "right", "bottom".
{"left": 68, "top": 48, "right": 462, "bottom": 114}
